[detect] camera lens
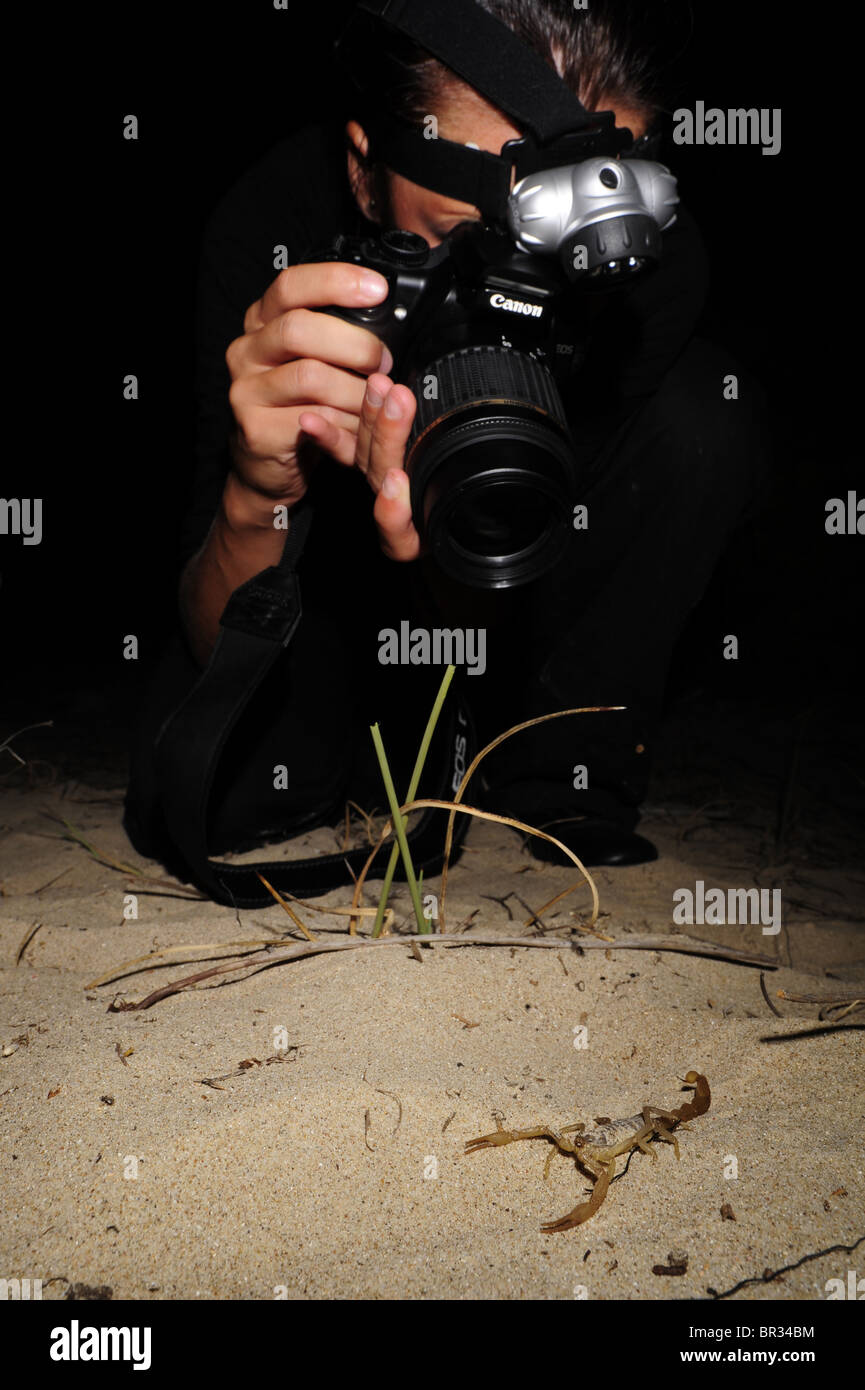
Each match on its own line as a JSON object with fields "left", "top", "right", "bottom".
{"left": 448, "top": 482, "right": 550, "bottom": 558}
{"left": 407, "top": 347, "right": 576, "bottom": 589}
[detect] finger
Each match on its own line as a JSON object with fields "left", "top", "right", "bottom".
{"left": 232, "top": 357, "right": 370, "bottom": 412}
{"left": 298, "top": 403, "right": 360, "bottom": 435}
{"left": 355, "top": 372, "right": 391, "bottom": 476}
{"left": 237, "top": 308, "right": 393, "bottom": 376}
{"left": 373, "top": 469, "right": 421, "bottom": 563}
{"left": 356, "top": 377, "right": 416, "bottom": 481}
{"left": 247, "top": 261, "right": 390, "bottom": 331}
{"left": 366, "top": 383, "right": 417, "bottom": 493}
{"left": 297, "top": 411, "right": 358, "bottom": 468}
{"left": 237, "top": 404, "right": 359, "bottom": 468}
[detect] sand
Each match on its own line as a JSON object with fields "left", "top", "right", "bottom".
{"left": 1, "top": 742, "right": 863, "bottom": 1305}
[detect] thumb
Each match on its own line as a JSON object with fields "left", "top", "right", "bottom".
{"left": 373, "top": 469, "right": 421, "bottom": 563}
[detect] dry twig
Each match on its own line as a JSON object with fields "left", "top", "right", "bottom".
{"left": 94, "top": 931, "right": 777, "bottom": 1011}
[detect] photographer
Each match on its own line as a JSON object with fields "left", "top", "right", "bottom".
{"left": 124, "top": 0, "right": 769, "bottom": 898}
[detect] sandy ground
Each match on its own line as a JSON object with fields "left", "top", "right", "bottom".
{"left": 1, "top": 699, "right": 863, "bottom": 1302}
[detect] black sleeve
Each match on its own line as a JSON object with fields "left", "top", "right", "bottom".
{"left": 566, "top": 200, "right": 711, "bottom": 457}
{"left": 180, "top": 123, "right": 355, "bottom": 566}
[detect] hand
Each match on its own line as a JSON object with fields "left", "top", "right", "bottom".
{"left": 301, "top": 372, "right": 421, "bottom": 563}
{"left": 225, "top": 261, "right": 393, "bottom": 511}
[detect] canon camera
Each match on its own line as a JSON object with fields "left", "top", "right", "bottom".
{"left": 316, "top": 156, "right": 678, "bottom": 588}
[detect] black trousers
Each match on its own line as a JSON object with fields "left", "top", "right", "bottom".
{"left": 125, "top": 336, "right": 770, "bottom": 863}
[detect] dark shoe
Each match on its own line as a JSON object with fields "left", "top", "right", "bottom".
{"left": 528, "top": 814, "right": 658, "bottom": 867}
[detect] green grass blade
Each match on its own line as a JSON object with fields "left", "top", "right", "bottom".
{"left": 372, "top": 665, "right": 456, "bottom": 937}
{"left": 370, "top": 723, "right": 427, "bottom": 935}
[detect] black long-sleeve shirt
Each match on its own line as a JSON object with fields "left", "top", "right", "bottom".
{"left": 183, "top": 118, "right": 710, "bottom": 570}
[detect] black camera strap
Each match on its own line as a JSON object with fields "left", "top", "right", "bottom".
{"left": 153, "top": 499, "right": 471, "bottom": 909}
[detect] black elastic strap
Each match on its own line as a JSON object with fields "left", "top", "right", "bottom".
{"left": 366, "top": 112, "right": 513, "bottom": 220}
{"left": 355, "top": 0, "right": 596, "bottom": 141}
{"left": 153, "top": 499, "right": 471, "bottom": 908}
{"left": 339, "top": 0, "right": 630, "bottom": 218}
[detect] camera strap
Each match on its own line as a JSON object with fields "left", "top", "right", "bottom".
{"left": 152, "top": 498, "right": 472, "bottom": 909}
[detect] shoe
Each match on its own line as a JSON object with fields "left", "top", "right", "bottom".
{"left": 528, "top": 814, "right": 658, "bottom": 867}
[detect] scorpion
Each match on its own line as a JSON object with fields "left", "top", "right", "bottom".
{"left": 465, "top": 1070, "right": 710, "bottom": 1232}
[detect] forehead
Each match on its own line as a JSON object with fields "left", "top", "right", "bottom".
{"left": 435, "top": 83, "right": 523, "bottom": 149}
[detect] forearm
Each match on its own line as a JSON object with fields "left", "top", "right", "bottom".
{"left": 179, "top": 471, "right": 293, "bottom": 668}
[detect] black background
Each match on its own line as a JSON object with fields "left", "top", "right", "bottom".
{"left": 2, "top": 1, "right": 859, "bottom": 741}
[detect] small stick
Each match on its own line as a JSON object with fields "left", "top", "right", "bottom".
{"left": 365, "top": 1075, "right": 403, "bottom": 1135}
{"left": 480, "top": 893, "right": 515, "bottom": 920}
{"left": 531, "top": 881, "right": 591, "bottom": 920}
{"left": 99, "top": 932, "right": 778, "bottom": 1011}
{"left": 777, "top": 988, "right": 865, "bottom": 1005}
{"left": 85, "top": 940, "right": 283, "bottom": 990}
{"left": 343, "top": 800, "right": 378, "bottom": 848}
{"left": 777, "top": 989, "right": 865, "bottom": 1023}
{"left": 255, "top": 873, "right": 317, "bottom": 942}
{"left": 32, "top": 866, "right": 73, "bottom": 896}
{"left": 15, "top": 922, "right": 42, "bottom": 966}
{"left": 760, "top": 972, "right": 783, "bottom": 1017}
{"left": 829, "top": 1000, "right": 865, "bottom": 1021}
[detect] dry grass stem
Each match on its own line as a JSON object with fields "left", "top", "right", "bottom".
{"left": 437, "top": 706, "right": 623, "bottom": 930}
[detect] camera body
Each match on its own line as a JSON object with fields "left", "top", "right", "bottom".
{"left": 315, "top": 158, "right": 678, "bottom": 588}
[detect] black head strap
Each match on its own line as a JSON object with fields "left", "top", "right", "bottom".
{"left": 352, "top": 0, "right": 598, "bottom": 142}
{"left": 338, "top": 0, "right": 635, "bottom": 219}
{"left": 364, "top": 111, "right": 513, "bottom": 219}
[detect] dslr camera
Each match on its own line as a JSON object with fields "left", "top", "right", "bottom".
{"left": 316, "top": 157, "right": 678, "bottom": 588}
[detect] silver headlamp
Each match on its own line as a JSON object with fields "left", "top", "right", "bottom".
{"left": 508, "top": 158, "right": 680, "bottom": 283}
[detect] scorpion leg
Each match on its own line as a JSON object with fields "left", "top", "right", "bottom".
{"left": 651, "top": 1117, "right": 681, "bottom": 1159}
{"left": 633, "top": 1110, "right": 659, "bottom": 1161}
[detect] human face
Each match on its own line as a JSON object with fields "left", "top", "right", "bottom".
{"left": 347, "top": 85, "right": 648, "bottom": 246}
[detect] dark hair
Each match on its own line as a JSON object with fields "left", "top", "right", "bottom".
{"left": 348, "top": 0, "right": 674, "bottom": 216}
{"left": 374, "top": 0, "right": 665, "bottom": 124}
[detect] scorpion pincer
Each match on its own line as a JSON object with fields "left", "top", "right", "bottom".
{"left": 465, "top": 1070, "right": 711, "bottom": 1232}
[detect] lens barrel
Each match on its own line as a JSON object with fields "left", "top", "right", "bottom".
{"left": 407, "top": 346, "right": 575, "bottom": 589}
